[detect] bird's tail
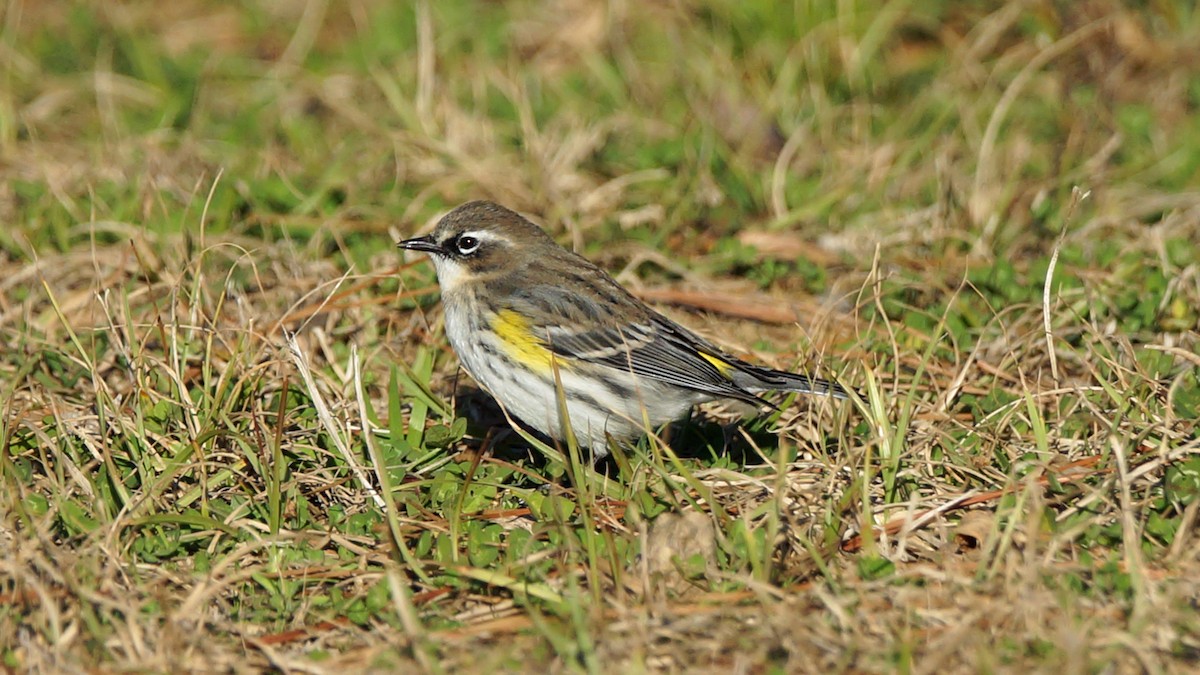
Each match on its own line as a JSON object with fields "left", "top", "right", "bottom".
{"left": 733, "top": 364, "right": 852, "bottom": 400}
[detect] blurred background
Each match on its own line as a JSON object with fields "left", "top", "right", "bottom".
{"left": 6, "top": 1, "right": 1197, "bottom": 259}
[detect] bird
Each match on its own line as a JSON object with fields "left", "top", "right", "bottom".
{"left": 398, "top": 200, "right": 849, "bottom": 459}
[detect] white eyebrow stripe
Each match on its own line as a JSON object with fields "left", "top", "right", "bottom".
{"left": 456, "top": 230, "right": 499, "bottom": 242}
{"left": 440, "top": 229, "right": 500, "bottom": 246}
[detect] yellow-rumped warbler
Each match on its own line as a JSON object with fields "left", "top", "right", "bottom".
{"left": 399, "top": 201, "right": 848, "bottom": 458}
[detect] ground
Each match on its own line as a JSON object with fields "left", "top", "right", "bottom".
{"left": 1, "top": 1, "right": 1199, "bottom": 672}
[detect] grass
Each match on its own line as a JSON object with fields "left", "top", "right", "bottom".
{"left": 2, "top": 0, "right": 1199, "bottom": 671}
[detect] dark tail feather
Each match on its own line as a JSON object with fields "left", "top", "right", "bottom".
{"left": 734, "top": 365, "right": 853, "bottom": 400}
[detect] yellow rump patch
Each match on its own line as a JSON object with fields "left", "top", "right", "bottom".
{"left": 699, "top": 352, "right": 735, "bottom": 378}
{"left": 492, "top": 309, "right": 560, "bottom": 373}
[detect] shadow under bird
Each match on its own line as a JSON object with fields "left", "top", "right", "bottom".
{"left": 399, "top": 201, "right": 849, "bottom": 458}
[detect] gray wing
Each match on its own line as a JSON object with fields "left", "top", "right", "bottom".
{"left": 506, "top": 280, "right": 845, "bottom": 403}
{"left": 545, "top": 318, "right": 770, "bottom": 406}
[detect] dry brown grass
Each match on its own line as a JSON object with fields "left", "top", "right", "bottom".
{"left": 2, "top": 0, "right": 1199, "bottom": 672}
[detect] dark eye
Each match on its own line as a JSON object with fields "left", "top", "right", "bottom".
{"left": 455, "top": 235, "right": 480, "bottom": 255}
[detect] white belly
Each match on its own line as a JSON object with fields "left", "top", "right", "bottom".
{"left": 443, "top": 300, "right": 694, "bottom": 455}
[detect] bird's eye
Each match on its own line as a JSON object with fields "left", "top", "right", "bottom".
{"left": 455, "top": 235, "right": 480, "bottom": 255}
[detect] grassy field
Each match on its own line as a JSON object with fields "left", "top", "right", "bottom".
{"left": 2, "top": 0, "right": 1199, "bottom": 671}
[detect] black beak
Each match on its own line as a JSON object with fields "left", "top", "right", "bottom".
{"left": 397, "top": 235, "right": 442, "bottom": 254}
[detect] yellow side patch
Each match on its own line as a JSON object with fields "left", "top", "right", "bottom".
{"left": 699, "top": 352, "right": 735, "bottom": 379}
{"left": 492, "top": 309, "right": 560, "bottom": 373}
